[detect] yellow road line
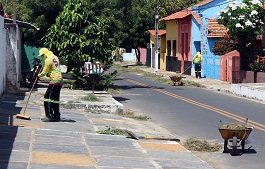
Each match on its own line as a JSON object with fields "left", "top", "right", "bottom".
{"left": 122, "top": 77, "right": 265, "bottom": 132}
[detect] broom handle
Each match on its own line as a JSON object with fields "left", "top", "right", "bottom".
{"left": 22, "top": 76, "right": 39, "bottom": 115}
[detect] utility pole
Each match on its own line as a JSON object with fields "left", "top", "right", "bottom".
{"left": 154, "top": 6, "right": 160, "bottom": 72}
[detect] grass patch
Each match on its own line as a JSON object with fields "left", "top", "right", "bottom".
{"left": 183, "top": 80, "right": 204, "bottom": 87}
{"left": 105, "top": 86, "right": 121, "bottom": 96}
{"left": 182, "top": 138, "right": 221, "bottom": 152}
{"left": 113, "top": 63, "right": 171, "bottom": 85}
{"left": 96, "top": 128, "right": 128, "bottom": 136}
{"left": 142, "top": 72, "right": 171, "bottom": 84}
{"left": 80, "top": 94, "right": 102, "bottom": 102}
{"left": 121, "top": 114, "right": 151, "bottom": 121}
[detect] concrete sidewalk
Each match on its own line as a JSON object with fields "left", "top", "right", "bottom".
{"left": 0, "top": 89, "right": 213, "bottom": 169}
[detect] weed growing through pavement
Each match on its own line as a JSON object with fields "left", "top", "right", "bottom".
{"left": 182, "top": 138, "right": 221, "bottom": 152}
{"left": 183, "top": 80, "right": 204, "bottom": 87}
{"left": 122, "top": 114, "right": 150, "bottom": 121}
{"left": 120, "top": 110, "right": 151, "bottom": 121}
{"left": 81, "top": 94, "right": 102, "bottom": 102}
{"left": 96, "top": 128, "right": 128, "bottom": 136}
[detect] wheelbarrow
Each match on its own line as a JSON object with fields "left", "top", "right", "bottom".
{"left": 218, "top": 119, "right": 253, "bottom": 155}
{"left": 169, "top": 75, "right": 184, "bottom": 86}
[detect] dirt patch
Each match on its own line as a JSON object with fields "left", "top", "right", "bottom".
{"left": 0, "top": 121, "right": 40, "bottom": 128}
{"left": 32, "top": 152, "right": 96, "bottom": 166}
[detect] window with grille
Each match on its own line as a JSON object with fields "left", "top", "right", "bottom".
{"left": 167, "top": 40, "right": 171, "bottom": 56}
{"left": 173, "top": 40, "right": 177, "bottom": 56}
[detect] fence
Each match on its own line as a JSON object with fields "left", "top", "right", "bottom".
{"left": 0, "top": 16, "right": 6, "bottom": 96}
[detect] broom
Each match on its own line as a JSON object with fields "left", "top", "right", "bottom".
{"left": 16, "top": 75, "right": 39, "bottom": 120}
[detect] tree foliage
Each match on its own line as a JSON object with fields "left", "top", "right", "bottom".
{"left": 43, "top": 0, "right": 114, "bottom": 71}
{"left": 217, "top": 0, "right": 265, "bottom": 70}
{"left": 43, "top": 0, "right": 116, "bottom": 90}
{"left": 0, "top": 0, "right": 67, "bottom": 46}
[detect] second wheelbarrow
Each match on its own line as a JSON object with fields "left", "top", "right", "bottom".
{"left": 169, "top": 75, "right": 184, "bottom": 86}
{"left": 218, "top": 119, "right": 253, "bottom": 155}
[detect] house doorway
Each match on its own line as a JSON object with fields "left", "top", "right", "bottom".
{"left": 180, "top": 24, "right": 190, "bottom": 72}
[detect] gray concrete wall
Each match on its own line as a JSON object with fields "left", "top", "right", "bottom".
{"left": 5, "top": 24, "right": 20, "bottom": 91}
{"left": 0, "top": 16, "right": 6, "bottom": 96}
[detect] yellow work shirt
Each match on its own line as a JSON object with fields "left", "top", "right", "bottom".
{"left": 193, "top": 52, "right": 203, "bottom": 64}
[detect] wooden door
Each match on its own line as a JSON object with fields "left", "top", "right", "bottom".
{"left": 179, "top": 24, "right": 190, "bottom": 72}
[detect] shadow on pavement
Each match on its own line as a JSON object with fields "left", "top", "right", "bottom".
{"left": 223, "top": 146, "right": 257, "bottom": 156}
{"left": 0, "top": 93, "right": 25, "bottom": 168}
{"left": 60, "top": 119, "right": 76, "bottom": 123}
{"left": 113, "top": 96, "right": 130, "bottom": 102}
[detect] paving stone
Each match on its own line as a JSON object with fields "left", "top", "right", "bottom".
{"left": 0, "top": 131, "right": 31, "bottom": 141}
{"left": 145, "top": 150, "right": 202, "bottom": 161}
{"left": 34, "top": 135, "right": 83, "bottom": 146}
{"left": 0, "top": 150, "right": 29, "bottom": 162}
{"left": 33, "top": 144, "right": 89, "bottom": 154}
{"left": 0, "top": 125, "right": 31, "bottom": 133}
{"left": 0, "top": 162, "right": 27, "bottom": 169}
{"left": 86, "top": 138, "right": 134, "bottom": 147}
{"left": 42, "top": 123, "right": 94, "bottom": 133}
{"left": 30, "top": 163, "right": 96, "bottom": 169}
{"left": 95, "top": 156, "right": 155, "bottom": 168}
{"left": 85, "top": 133, "right": 127, "bottom": 140}
{"left": 155, "top": 159, "right": 214, "bottom": 169}
{"left": 89, "top": 146, "right": 145, "bottom": 157}
{"left": 0, "top": 141, "right": 30, "bottom": 151}
{"left": 35, "top": 129, "right": 82, "bottom": 137}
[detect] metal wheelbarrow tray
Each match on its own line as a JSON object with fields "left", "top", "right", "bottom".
{"left": 218, "top": 121, "right": 253, "bottom": 155}
{"left": 169, "top": 75, "right": 184, "bottom": 86}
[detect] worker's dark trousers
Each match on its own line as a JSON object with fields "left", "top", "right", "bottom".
{"left": 44, "top": 83, "right": 62, "bottom": 120}
{"left": 195, "top": 63, "right": 201, "bottom": 78}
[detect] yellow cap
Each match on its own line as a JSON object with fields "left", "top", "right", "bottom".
{"left": 38, "top": 48, "right": 49, "bottom": 57}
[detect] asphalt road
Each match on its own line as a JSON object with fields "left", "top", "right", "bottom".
{"left": 113, "top": 71, "right": 265, "bottom": 169}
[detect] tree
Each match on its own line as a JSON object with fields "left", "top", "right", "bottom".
{"left": 43, "top": 0, "right": 116, "bottom": 90}
{"left": 217, "top": 0, "right": 265, "bottom": 70}
{"left": 0, "top": 0, "right": 67, "bottom": 46}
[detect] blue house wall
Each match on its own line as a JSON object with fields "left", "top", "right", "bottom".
{"left": 191, "top": 0, "right": 242, "bottom": 79}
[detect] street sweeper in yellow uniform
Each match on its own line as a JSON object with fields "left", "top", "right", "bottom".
{"left": 38, "top": 48, "right": 63, "bottom": 122}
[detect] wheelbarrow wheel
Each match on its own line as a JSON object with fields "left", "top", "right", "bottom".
{"left": 224, "top": 139, "right": 228, "bottom": 152}
{"left": 241, "top": 139, "right": 245, "bottom": 153}
{"left": 232, "top": 136, "right": 238, "bottom": 155}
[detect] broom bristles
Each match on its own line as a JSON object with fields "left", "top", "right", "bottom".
{"left": 16, "top": 114, "right": 31, "bottom": 120}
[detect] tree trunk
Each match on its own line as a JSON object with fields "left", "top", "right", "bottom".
{"left": 135, "top": 48, "right": 141, "bottom": 63}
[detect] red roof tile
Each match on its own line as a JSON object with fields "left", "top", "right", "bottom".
{"left": 160, "top": 8, "right": 191, "bottom": 21}
{"left": 148, "top": 30, "right": 166, "bottom": 37}
{"left": 160, "top": 0, "right": 213, "bottom": 21}
{"left": 208, "top": 19, "right": 227, "bottom": 38}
